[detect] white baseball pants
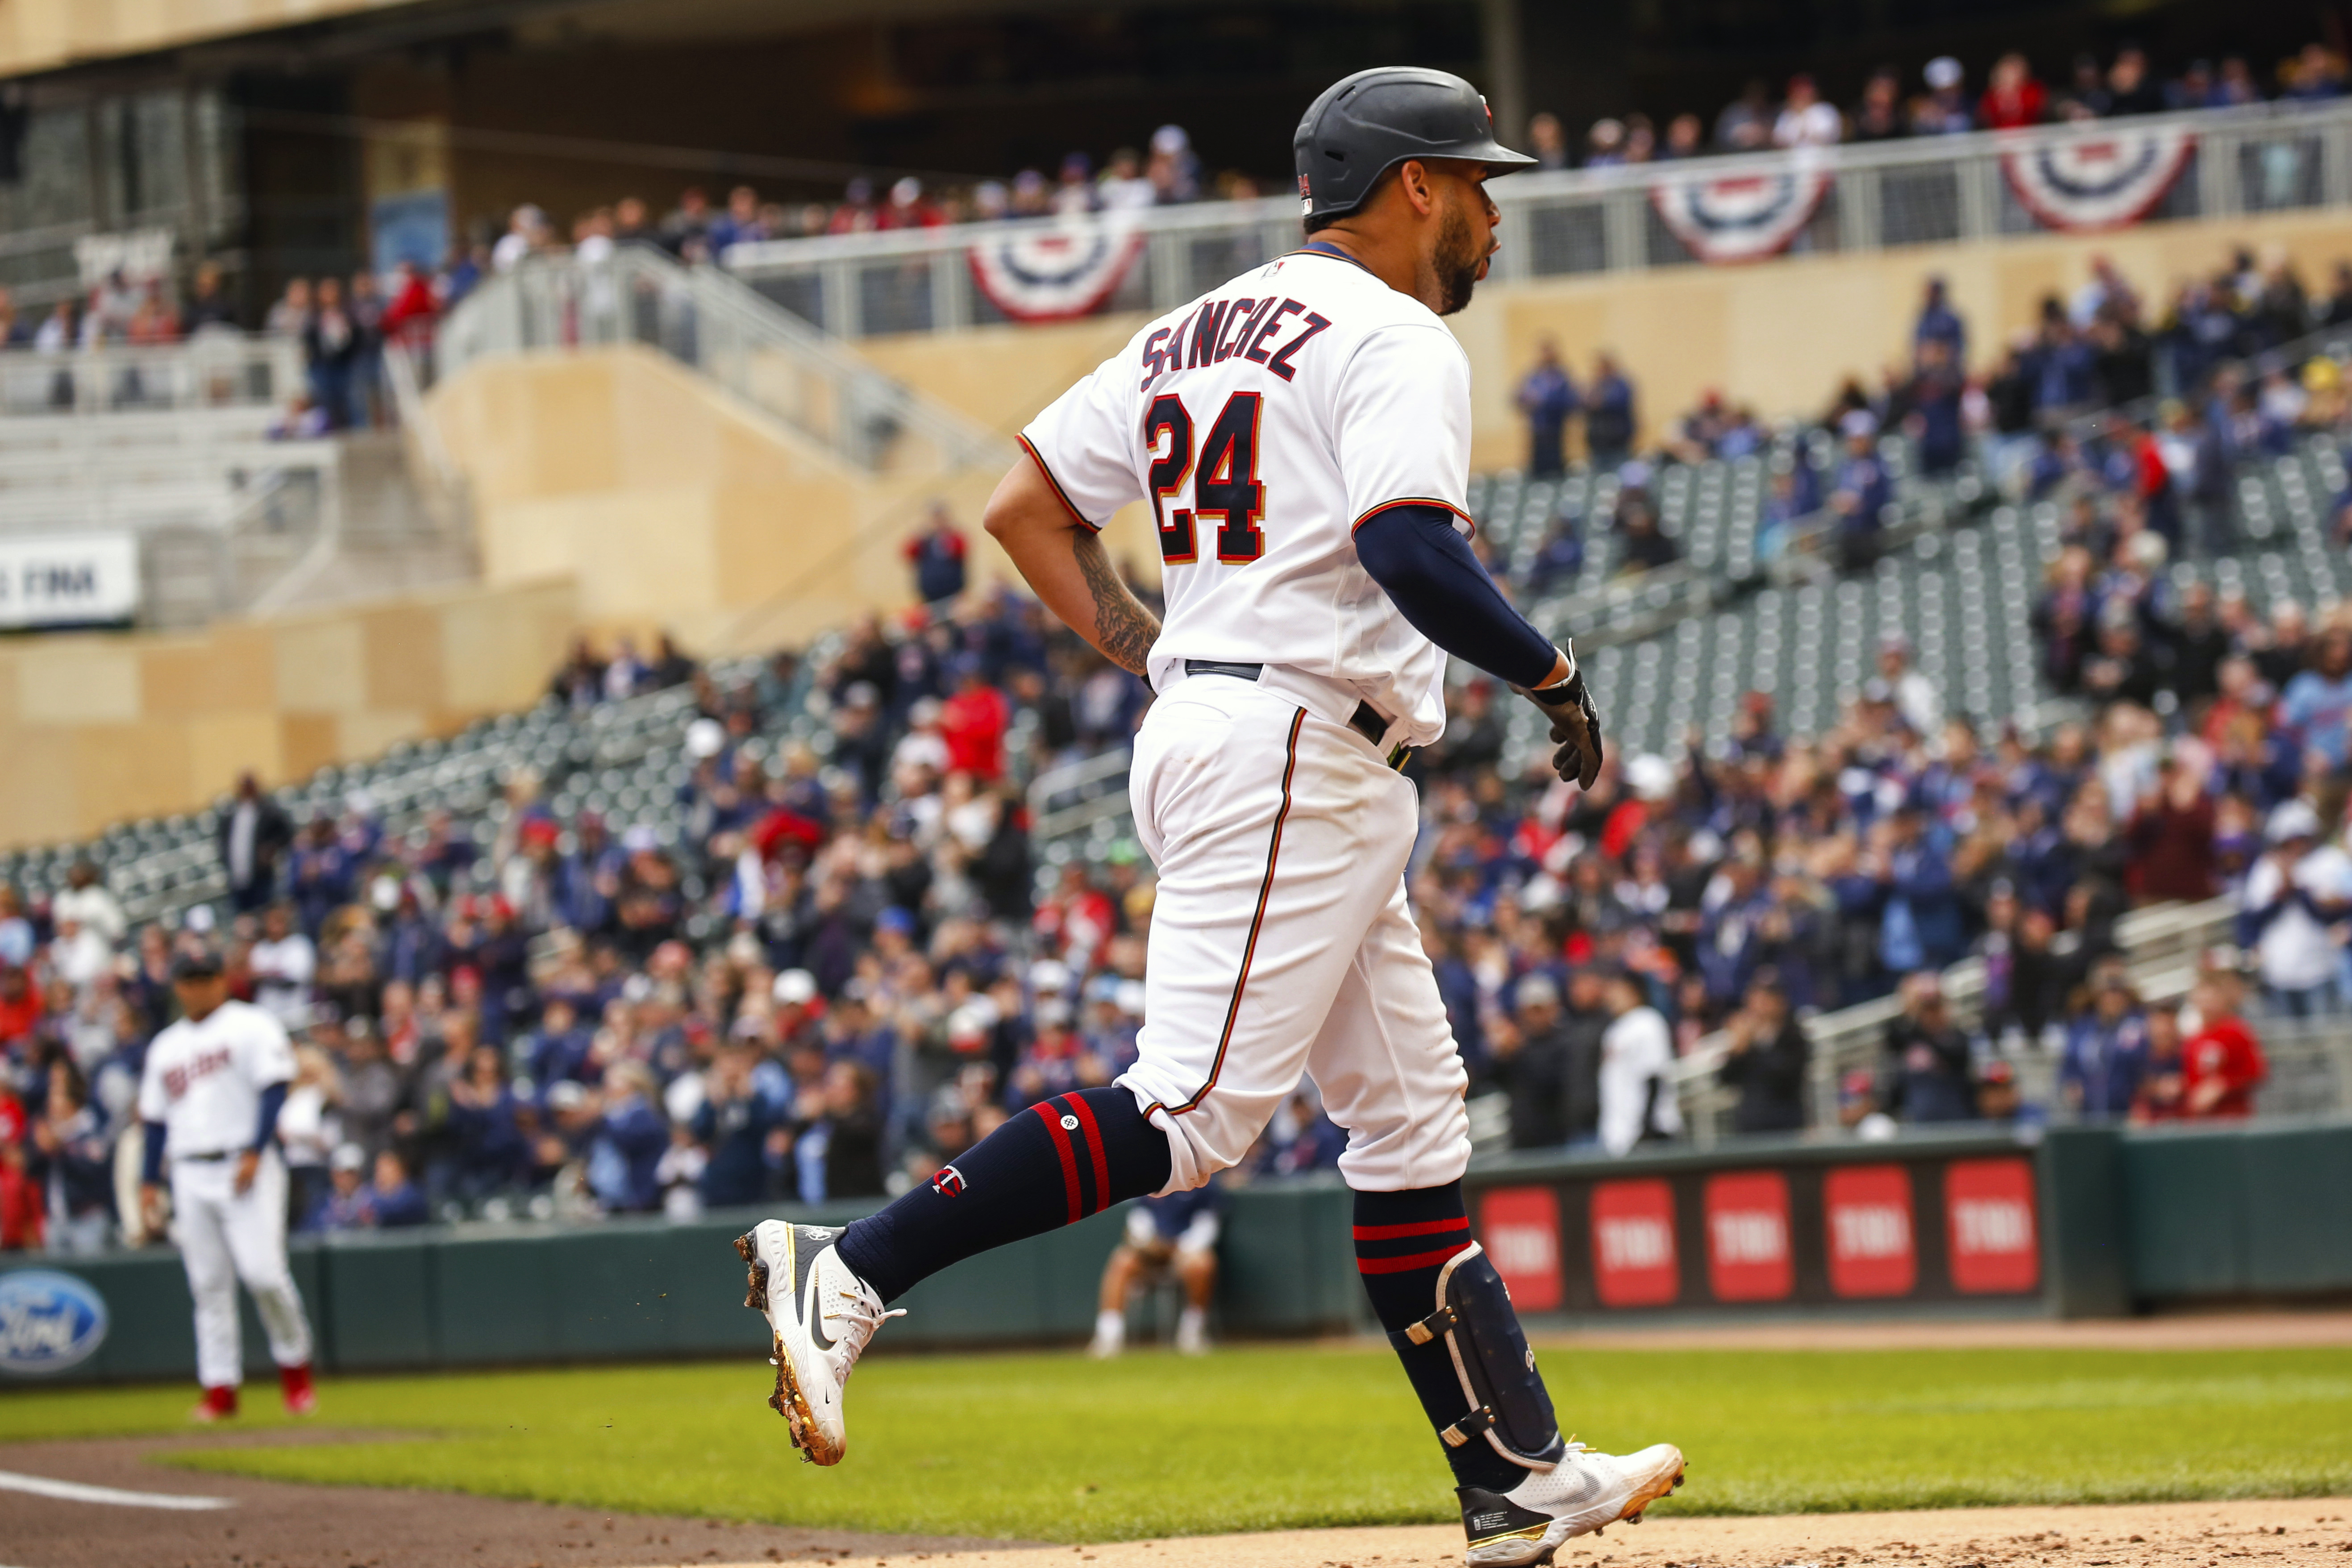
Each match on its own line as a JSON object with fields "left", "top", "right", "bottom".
{"left": 1119, "top": 670, "right": 1470, "bottom": 1194}
{"left": 170, "top": 1149, "right": 312, "bottom": 1389}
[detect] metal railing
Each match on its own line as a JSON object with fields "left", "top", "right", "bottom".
{"left": 724, "top": 99, "right": 2352, "bottom": 340}
{"left": 1027, "top": 744, "right": 1136, "bottom": 848}
{"left": 434, "top": 245, "right": 1010, "bottom": 476}
{"left": 1674, "top": 896, "right": 2241, "bottom": 1144}
{"left": 0, "top": 333, "right": 304, "bottom": 417}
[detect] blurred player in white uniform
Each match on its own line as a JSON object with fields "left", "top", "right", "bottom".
{"left": 737, "top": 69, "right": 1680, "bottom": 1566}
{"left": 139, "top": 946, "right": 317, "bottom": 1421}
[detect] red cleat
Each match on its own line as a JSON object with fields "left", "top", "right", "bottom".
{"left": 279, "top": 1362, "right": 317, "bottom": 1416}
{"left": 190, "top": 1385, "right": 237, "bottom": 1423}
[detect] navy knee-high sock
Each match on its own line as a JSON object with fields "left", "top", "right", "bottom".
{"left": 837, "top": 1087, "right": 1173, "bottom": 1305}
{"left": 1354, "top": 1182, "right": 1526, "bottom": 1493}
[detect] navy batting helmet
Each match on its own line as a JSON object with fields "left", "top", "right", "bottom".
{"left": 1293, "top": 67, "right": 1537, "bottom": 221}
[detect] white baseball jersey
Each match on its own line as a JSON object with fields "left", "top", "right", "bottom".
{"left": 138, "top": 999, "right": 296, "bottom": 1158}
{"left": 1021, "top": 245, "right": 1472, "bottom": 749}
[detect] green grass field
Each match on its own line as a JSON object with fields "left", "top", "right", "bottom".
{"left": 4, "top": 1345, "right": 2348, "bottom": 1543}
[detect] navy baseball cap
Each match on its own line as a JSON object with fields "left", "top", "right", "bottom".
{"left": 171, "top": 947, "right": 225, "bottom": 980}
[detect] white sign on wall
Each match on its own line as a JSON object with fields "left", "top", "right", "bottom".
{"left": 0, "top": 534, "right": 141, "bottom": 628}
{"left": 73, "top": 229, "right": 175, "bottom": 287}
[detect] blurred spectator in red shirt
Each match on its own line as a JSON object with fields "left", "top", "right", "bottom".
{"left": 2124, "top": 748, "right": 2217, "bottom": 901}
{"left": 382, "top": 260, "right": 439, "bottom": 352}
{"left": 1980, "top": 53, "right": 2049, "bottom": 129}
{"left": 2182, "top": 972, "right": 2267, "bottom": 1117}
{"left": 827, "top": 179, "right": 881, "bottom": 236}
{"left": 940, "top": 657, "right": 1011, "bottom": 780}
{"left": 0, "top": 964, "right": 38, "bottom": 1049}
{"left": 0, "top": 1088, "right": 37, "bottom": 1249}
{"left": 880, "top": 178, "right": 946, "bottom": 230}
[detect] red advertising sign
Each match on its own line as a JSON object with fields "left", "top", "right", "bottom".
{"left": 1823, "top": 1164, "right": 1916, "bottom": 1298}
{"left": 1590, "top": 1178, "right": 1679, "bottom": 1307}
{"left": 1479, "top": 1186, "right": 1564, "bottom": 1311}
{"left": 1703, "top": 1171, "right": 1793, "bottom": 1302}
{"left": 1944, "top": 1157, "right": 2041, "bottom": 1294}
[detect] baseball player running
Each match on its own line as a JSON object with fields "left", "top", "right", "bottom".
{"left": 139, "top": 946, "right": 317, "bottom": 1422}
{"left": 736, "top": 67, "right": 1681, "bottom": 1566}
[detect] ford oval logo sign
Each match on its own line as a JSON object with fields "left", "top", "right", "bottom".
{"left": 0, "top": 1269, "right": 110, "bottom": 1375}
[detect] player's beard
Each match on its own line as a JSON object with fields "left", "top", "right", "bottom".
{"left": 1430, "top": 199, "right": 1484, "bottom": 316}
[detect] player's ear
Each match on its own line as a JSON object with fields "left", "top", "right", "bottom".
{"left": 1394, "top": 158, "right": 1439, "bottom": 219}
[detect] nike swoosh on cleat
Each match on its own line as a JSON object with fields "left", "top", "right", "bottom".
{"left": 804, "top": 1266, "right": 835, "bottom": 1351}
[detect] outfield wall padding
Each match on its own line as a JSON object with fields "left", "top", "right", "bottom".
{"left": 8, "top": 1122, "right": 2349, "bottom": 1385}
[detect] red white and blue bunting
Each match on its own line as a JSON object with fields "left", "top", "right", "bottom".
{"left": 1650, "top": 162, "right": 1832, "bottom": 265}
{"left": 2002, "top": 125, "right": 2195, "bottom": 233}
{"left": 967, "top": 217, "right": 1146, "bottom": 323}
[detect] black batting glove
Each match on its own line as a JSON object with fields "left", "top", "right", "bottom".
{"left": 1523, "top": 647, "right": 1605, "bottom": 789}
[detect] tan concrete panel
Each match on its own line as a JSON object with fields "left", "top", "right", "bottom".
{"left": 336, "top": 708, "right": 428, "bottom": 765}
{"left": 436, "top": 576, "right": 580, "bottom": 712}
{"left": 16, "top": 639, "right": 142, "bottom": 725}
{"left": 860, "top": 315, "right": 1147, "bottom": 436}
{"left": 0, "top": 0, "right": 421, "bottom": 76}
{"left": 271, "top": 616, "right": 368, "bottom": 714}
{"left": 187, "top": 713, "right": 284, "bottom": 801}
{"left": 0, "top": 727, "right": 78, "bottom": 848}
{"left": 71, "top": 723, "right": 195, "bottom": 830}
{"left": 358, "top": 601, "right": 446, "bottom": 711}
{"left": 278, "top": 714, "right": 343, "bottom": 783}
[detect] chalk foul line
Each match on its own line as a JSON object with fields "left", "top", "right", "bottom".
{"left": 0, "top": 1468, "right": 233, "bottom": 1510}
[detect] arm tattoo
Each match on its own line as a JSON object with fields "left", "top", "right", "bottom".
{"left": 1072, "top": 529, "right": 1160, "bottom": 677}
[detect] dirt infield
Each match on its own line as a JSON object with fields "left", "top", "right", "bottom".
{"left": 0, "top": 1433, "right": 2345, "bottom": 1568}
{"left": 787, "top": 1499, "right": 2352, "bottom": 1568}
{"left": 0, "top": 1431, "right": 999, "bottom": 1568}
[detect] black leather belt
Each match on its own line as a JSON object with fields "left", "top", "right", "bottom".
{"left": 1182, "top": 659, "right": 1411, "bottom": 769}
{"left": 177, "top": 1150, "right": 233, "bottom": 1162}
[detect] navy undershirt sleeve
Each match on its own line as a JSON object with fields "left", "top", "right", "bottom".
{"left": 252, "top": 1081, "right": 288, "bottom": 1153}
{"left": 1353, "top": 503, "right": 1560, "bottom": 690}
{"left": 142, "top": 1122, "right": 167, "bottom": 1184}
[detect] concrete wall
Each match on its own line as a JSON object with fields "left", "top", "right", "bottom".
{"left": 425, "top": 343, "right": 1159, "bottom": 656}
{"left": 0, "top": 0, "right": 422, "bottom": 77}
{"left": 0, "top": 576, "right": 576, "bottom": 849}
{"left": 859, "top": 207, "right": 2352, "bottom": 474}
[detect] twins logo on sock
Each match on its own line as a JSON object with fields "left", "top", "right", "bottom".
{"left": 931, "top": 1165, "right": 967, "bottom": 1197}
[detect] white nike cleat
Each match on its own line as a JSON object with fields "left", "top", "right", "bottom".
{"left": 1457, "top": 1441, "right": 1685, "bottom": 1567}
{"left": 735, "top": 1220, "right": 903, "bottom": 1466}
{"left": 1173, "top": 1305, "right": 1209, "bottom": 1356}
{"left": 1088, "top": 1309, "right": 1125, "bottom": 1360}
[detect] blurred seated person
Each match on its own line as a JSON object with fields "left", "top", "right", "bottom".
{"left": 1717, "top": 969, "right": 1809, "bottom": 1135}
{"left": 1879, "top": 972, "right": 1976, "bottom": 1123}
{"left": 2181, "top": 969, "right": 2267, "bottom": 1118}
{"left": 1973, "top": 1059, "right": 2042, "bottom": 1127}
{"left": 312, "top": 1144, "right": 375, "bottom": 1230}
{"left": 2059, "top": 964, "right": 2151, "bottom": 1121}
{"left": 369, "top": 1149, "right": 429, "bottom": 1227}
{"left": 1251, "top": 1087, "right": 1346, "bottom": 1177}
{"left": 1089, "top": 1181, "right": 1224, "bottom": 1359}
{"left": 2131, "top": 1002, "right": 2188, "bottom": 1122}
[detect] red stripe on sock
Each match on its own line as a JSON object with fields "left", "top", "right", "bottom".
{"left": 1062, "top": 1095, "right": 1112, "bottom": 1214}
{"left": 1352, "top": 1218, "right": 1470, "bottom": 1241}
{"left": 1355, "top": 1242, "right": 1471, "bottom": 1275}
{"left": 1033, "top": 1103, "right": 1083, "bottom": 1225}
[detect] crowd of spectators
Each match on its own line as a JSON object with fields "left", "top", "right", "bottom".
{"left": 1512, "top": 240, "right": 2352, "bottom": 586}
{"left": 1540, "top": 40, "right": 2348, "bottom": 173}
{"left": 15, "top": 264, "right": 2352, "bottom": 1256}
{"left": 0, "top": 546, "right": 1357, "bottom": 1255}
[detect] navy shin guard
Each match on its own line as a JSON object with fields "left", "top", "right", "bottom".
{"left": 1389, "top": 1243, "right": 1567, "bottom": 1470}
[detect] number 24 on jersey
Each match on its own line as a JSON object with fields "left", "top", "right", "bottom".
{"left": 1146, "top": 391, "right": 1267, "bottom": 567}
